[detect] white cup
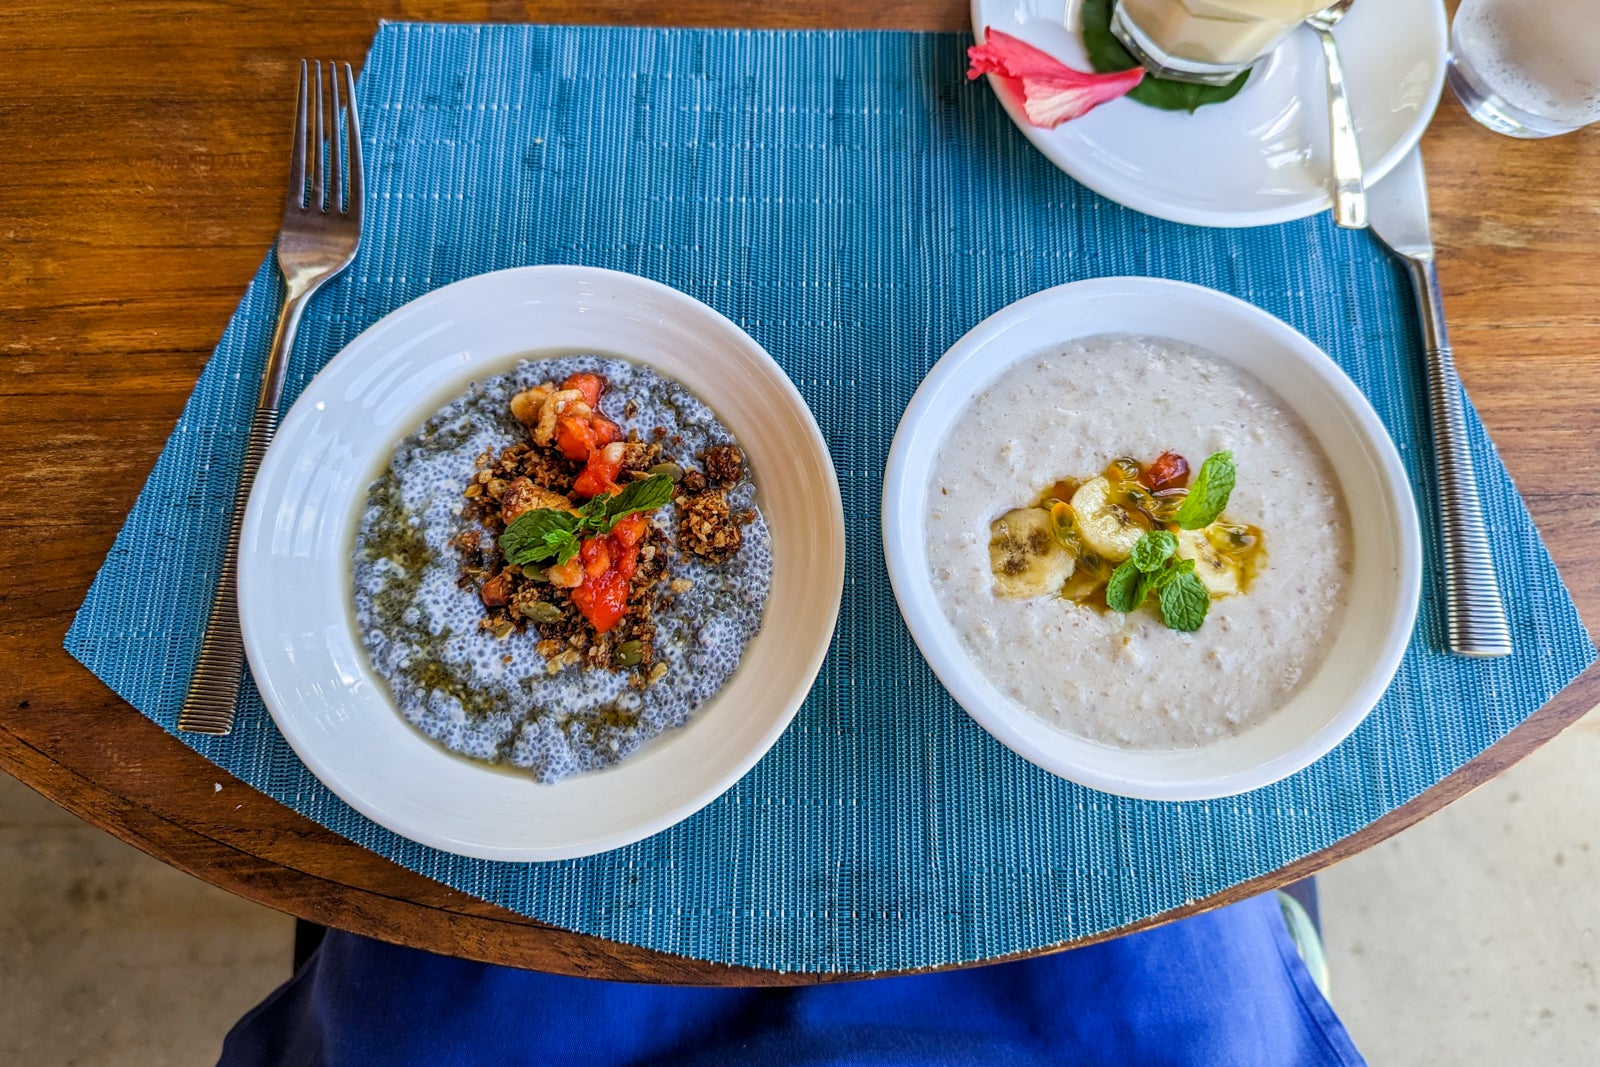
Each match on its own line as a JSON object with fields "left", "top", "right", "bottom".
{"left": 1111, "top": 0, "right": 1326, "bottom": 85}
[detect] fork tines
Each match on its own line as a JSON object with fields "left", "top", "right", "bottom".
{"left": 288, "top": 59, "right": 362, "bottom": 220}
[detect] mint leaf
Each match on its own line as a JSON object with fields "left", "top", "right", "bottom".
{"left": 1157, "top": 567, "right": 1210, "bottom": 632}
{"left": 499, "top": 509, "right": 579, "bottom": 566}
{"left": 552, "top": 535, "right": 581, "bottom": 568}
{"left": 1105, "top": 559, "right": 1150, "bottom": 613}
{"left": 1153, "top": 557, "right": 1195, "bottom": 589}
{"left": 594, "top": 473, "right": 675, "bottom": 530}
{"left": 1080, "top": 0, "right": 1251, "bottom": 113}
{"left": 1173, "top": 451, "right": 1236, "bottom": 530}
{"left": 1130, "top": 530, "right": 1177, "bottom": 573}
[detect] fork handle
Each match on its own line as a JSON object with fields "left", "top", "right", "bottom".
{"left": 1405, "top": 256, "right": 1513, "bottom": 658}
{"left": 177, "top": 289, "right": 308, "bottom": 734}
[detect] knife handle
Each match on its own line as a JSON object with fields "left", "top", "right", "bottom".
{"left": 1403, "top": 256, "right": 1513, "bottom": 657}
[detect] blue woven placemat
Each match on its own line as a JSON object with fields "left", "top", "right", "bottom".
{"left": 66, "top": 22, "right": 1594, "bottom": 973}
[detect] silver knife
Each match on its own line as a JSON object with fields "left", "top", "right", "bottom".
{"left": 1368, "top": 147, "right": 1512, "bottom": 657}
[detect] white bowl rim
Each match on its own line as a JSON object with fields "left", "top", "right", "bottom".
{"left": 882, "top": 276, "right": 1421, "bottom": 800}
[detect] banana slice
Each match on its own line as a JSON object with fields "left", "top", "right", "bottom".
{"left": 1175, "top": 527, "right": 1241, "bottom": 598}
{"left": 988, "top": 508, "right": 1075, "bottom": 599}
{"left": 1068, "top": 477, "right": 1146, "bottom": 562}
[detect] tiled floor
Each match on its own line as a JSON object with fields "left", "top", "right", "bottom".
{"left": 0, "top": 774, "right": 290, "bottom": 1067}
{"left": 1321, "top": 705, "right": 1600, "bottom": 1063}
{"left": 2, "top": 706, "right": 1598, "bottom": 1064}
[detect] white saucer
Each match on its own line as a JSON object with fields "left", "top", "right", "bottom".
{"left": 969, "top": 0, "right": 1446, "bottom": 227}
{"left": 238, "top": 267, "right": 844, "bottom": 861}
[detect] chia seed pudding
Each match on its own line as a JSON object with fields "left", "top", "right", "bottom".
{"left": 352, "top": 356, "right": 771, "bottom": 783}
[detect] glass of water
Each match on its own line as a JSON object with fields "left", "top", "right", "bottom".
{"left": 1447, "top": 0, "right": 1600, "bottom": 138}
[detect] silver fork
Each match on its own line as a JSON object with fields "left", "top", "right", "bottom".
{"left": 178, "top": 60, "right": 364, "bottom": 735}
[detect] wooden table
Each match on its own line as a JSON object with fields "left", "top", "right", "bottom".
{"left": 2, "top": 0, "right": 1596, "bottom": 984}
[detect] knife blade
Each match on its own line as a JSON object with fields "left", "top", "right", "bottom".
{"left": 1367, "top": 146, "right": 1433, "bottom": 256}
{"left": 1368, "top": 147, "right": 1512, "bottom": 657}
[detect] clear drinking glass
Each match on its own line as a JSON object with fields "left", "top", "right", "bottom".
{"left": 1447, "top": 0, "right": 1600, "bottom": 138}
{"left": 1111, "top": 0, "right": 1326, "bottom": 85}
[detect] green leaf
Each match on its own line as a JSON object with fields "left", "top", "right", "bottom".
{"left": 1130, "top": 530, "right": 1177, "bottom": 573}
{"left": 552, "top": 534, "right": 582, "bottom": 568}
{"left": 1153, "top": 557, "right": 1195, "bottom": 589}
{"left": 502, "top": 475, "right": 674, "bottom": 569}
{"left": 1105, "top": 559, "right": 1150, "bottom": 613}
{"left": 499, "top": 508, "right": 580, "bottom": 566}
{"left": 1157, "top": 568, "right": 1210, "bottom": 632}
{"left": 1173, "top": 451, "right": 1236, "bottom": 530}
{"left": 594, "top": 473, "right": 675, "bottom": 530}
{"left": 1080, "top": 0, "right": 1252, "bottom": 113}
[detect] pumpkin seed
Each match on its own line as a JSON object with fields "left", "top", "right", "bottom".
{"left": 614, "top": 640, "right": 644, "bottom": 667}
{"left": 518, "top": 601, "right": 563, "bottom": 624}
{"left": 647, "top": 462, "right": 685, "bottom": 482}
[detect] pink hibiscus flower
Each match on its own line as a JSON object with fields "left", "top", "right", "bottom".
{"left": 967, "top": 27, "right": 1144, "bottom": 127}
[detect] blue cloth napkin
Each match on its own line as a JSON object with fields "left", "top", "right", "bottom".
{"left": 219, "top": 894, "right": 1364, "bottom": 1066}
{"left": 65, "top": 22, "right": 1595, "bottom": 973}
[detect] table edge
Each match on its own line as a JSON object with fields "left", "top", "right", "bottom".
{"left": 4, "top": 660, "right": 1596, "bottom": 984}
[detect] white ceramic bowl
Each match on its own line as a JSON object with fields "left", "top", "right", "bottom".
{"left": 882, "top": 277, "right": 1420, "bottom": 800}
{"left": 239, "top": 266, "right": 844, "bottom": 860}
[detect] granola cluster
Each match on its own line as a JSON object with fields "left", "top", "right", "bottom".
{"left": 676, "top": 443, "right": 754, "bottom": 562}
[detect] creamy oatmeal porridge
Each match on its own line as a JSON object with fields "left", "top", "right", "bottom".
{"left": 924, "top": 334, "right": 1350, "bottom": 749}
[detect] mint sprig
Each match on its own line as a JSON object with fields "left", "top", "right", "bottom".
{"left": 1172, "top": 451, "right": 1235, "bottom": 530}
{"left": 1105, "top": 533, "right": 1210, "bottom": 631}
{"left": 498, "top": 473, "right": 674, "bottom": 567}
